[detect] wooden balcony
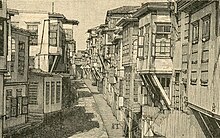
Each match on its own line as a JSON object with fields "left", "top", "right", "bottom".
{"left": 122, "top": 55, "right": 132, "bottom": 65}
{"left": 142, "top": 105, "right": 160, "bottom": 118}
{"left": 132, "top": 103, "right": 141, "bottom": 113}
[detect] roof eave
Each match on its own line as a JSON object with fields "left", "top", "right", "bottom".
{"left": 116, "top": 17, "right": 138, "bottom": 27}
{"left": 63, "top": 19, "right": 79, "bottom": 25}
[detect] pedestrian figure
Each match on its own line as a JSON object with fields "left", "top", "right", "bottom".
{"left": 112, "top": 123, "right": 115, "bottom": 129}
{"left": 116, "top": 123, "right": 119, "bottom": 129}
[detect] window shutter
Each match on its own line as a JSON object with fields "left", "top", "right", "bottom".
{"left": 22, "top": 96, "right": 28, "bottom": 114}
{"left": 11, "top": 98, "right": 18, "bottom": 117}
{"left": 137, "top": 36, "right": 144, "bottom": 58}
{"left": 133, "top": 81, "right": 139, "bottom": 102}
{"left": 144, "top": 34, "right": 149, "bottom": 58}
{"left": 17, "top": 96, "right": 22, "bottom": 115}
{"left": 6, "top": 98, "right": 11, "bottom": 118}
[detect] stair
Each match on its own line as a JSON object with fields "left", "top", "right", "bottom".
{"left": 27, "top": 113, "right": 44, "bottom": 123}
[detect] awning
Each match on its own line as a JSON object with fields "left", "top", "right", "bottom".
{"left": 189, "top": 103, "right": 220, "bottom": 137}
{"left": 140, "top": 73, "right": 171, "bottom": 107}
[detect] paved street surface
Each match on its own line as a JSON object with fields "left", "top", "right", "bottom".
{"left": 84, "top": 79, "right": 125, "bottom": 138}
{"left": 69, "top": 82, "right": 108, "bottom": 138}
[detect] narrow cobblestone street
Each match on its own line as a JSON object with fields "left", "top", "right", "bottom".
{"left": 69, "top": 81, "right": 108, "bottom": 138}
{"left": 69, "top": 79, "right": 125, "bottom": 138}
{"left": 84, "top": 79, "right": 125, "bottom": 138}
{"left": 1, "top": 1, "right": 219, "bottom": 138}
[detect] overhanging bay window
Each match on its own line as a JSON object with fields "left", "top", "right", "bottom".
{"left": 153, "top": 24, "right": 171, "bottom": 57}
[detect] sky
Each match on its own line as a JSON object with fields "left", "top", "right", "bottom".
{"left": 7, "top": 0, "right": 166, "bottom": 50}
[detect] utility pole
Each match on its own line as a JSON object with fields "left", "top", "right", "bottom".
{"left": 52, "top": 2, "right": 55, "bottom": 13}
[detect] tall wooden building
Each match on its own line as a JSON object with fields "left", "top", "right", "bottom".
{"left": 172, "top": 1, "right": 220, "bottom": 137}
{"left": 0, "top": 0, "right": 8, "bottom": 137}
{"left": 3, "top": 27, "right": 30, "bottom": 137}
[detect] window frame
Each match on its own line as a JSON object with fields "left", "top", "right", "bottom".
{"left": 56, "top": 81, "right": 61, "bottom": 103}
{"left": 27, "top": 24, "right": 39, "bottom": 45}
{"left": 22, "top": 96, "right": 28, "bottom": 115}
{"left": 202, "top": 14, "right": 211, "bottom": 42}
{"left": 51, "top": 81, "right": 55, "bottom": 104}
{"left": 137, "top": 35, "right": 144, "bottom": 58}
{"left": 192, "top": 20, "right": 199, "bottom": 44}
{"left": 154, "top": 23, "right": 171, "bottom": 57}
{"left": 18, "top": 41, "right": 25, "bottom": 75}
{"left": 29, "top": 82, "right": 38, "bottom": 105}
{"left": 46, "top": 82, "right": 50, "bottom": 105}
{"left": 0, "top": 18, "right": 4, "bottom": 56}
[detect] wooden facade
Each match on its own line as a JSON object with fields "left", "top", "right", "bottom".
{"left": 28, "top": 70, "right": 62, "bottom": 117}
{"left": 3, "top": 27, "right": 30, "bottom": 130}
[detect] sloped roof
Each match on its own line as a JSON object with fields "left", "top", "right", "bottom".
{"left": 133, "top": 2, "right": 171, "bottom": 18}
{"left": 49, "top": 12, "right": 79, "bottom": 25}
{"left": 107, "top": 6, "right": 140, "bottom": 15}
{"left": 7, "top": 8, "right": 19, "bottom": 16}
{"left": 12, "top": 26, "right": 31, "bottom": 36}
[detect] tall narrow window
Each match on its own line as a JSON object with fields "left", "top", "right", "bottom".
{"left": 137, "top": 27, "right": 144, "bottom": 58}
{"left": 192, "top": 21, "right": 199, "bottom": 44}
{"left": 175, "top": 72, "right": 180, "bottom": 84}
{"left": 133, "top": 81, "right": 139, "bottom": 102}
{"left": 0, "top": 18, "right": 4, "bottom": 56}
{"left": 6, "top": 89, "right": 12, "bottom": 118}
{"left": 160, "top": 39, "right": 166, "bottom": 54}
{"left": 16, "top": 89, "right": 22, "bottom": 113}
{"left": 51, "top": 82, "right": 55, "bottom": 104}
{"left": 144, "top": 24, "right": 150, "bottom": 58}
{"left": 202, "top": 14, "right": 211, "bottom": 42}
{"left": 191, "top": 52, "right": 198, "bottom": 85}
{"left": 29, "top": 82, "right": 38, "bottom": 105}
{"left": 18, "top": 41, "right": 25, "bottom": 75}
{"left": 65, "top": 29, "right": 73, "bottom": 41}
{"left": 46, "top": 82, "right": 50, "bottom": 105}
{"left": 22, "top": 97, "right": 28, "bottom": 114}
{"left": 11, "top": 98, "right": 18, "bottom": 117}
{"left": 155, "top": 24, "right": 171, "bottom": 57}
{"left": 27, "top": 24, "right": 38, "bottom": 45}
{"left": 56, "top": 81, "right": 61, "bottom": 103}
{"left": 201, "top": 45, "right": 209, "bottom": 86}
{"left": 49, "top": 31, "right": 57, "bottom": 46}
{"left": 11, "top": 39, "right": 15, "bottom": 72}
